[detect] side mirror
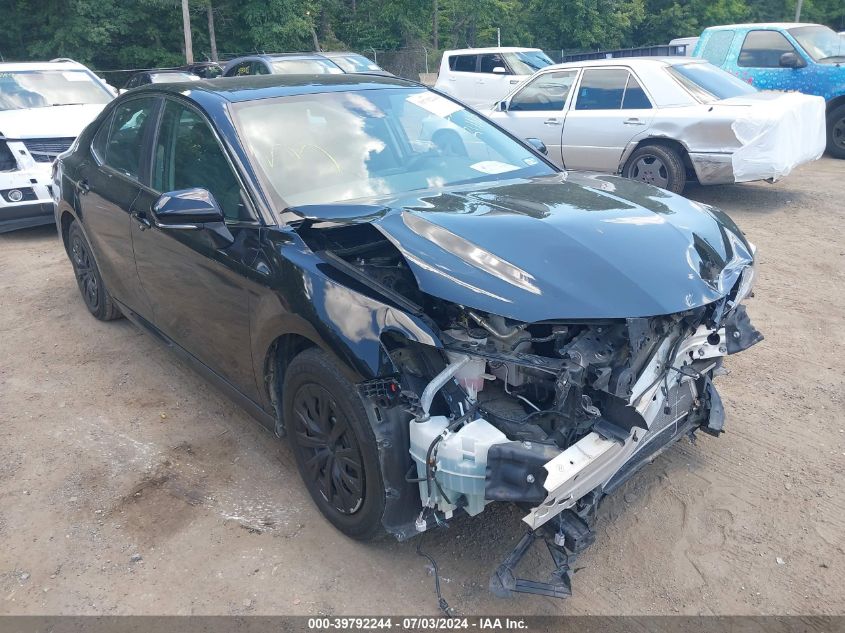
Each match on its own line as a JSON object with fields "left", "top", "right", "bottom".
{"left": 495, "top": 100, "right": 509, "bottom": 112}
{"left": 779, "top": 52, "right": 806, "bottom": 68}
{"left": 525, "top": 137, "right": 548, "bottom": 156}
{"left": 152, "top": 188, "right": 234, "bottom": 247}
{"left": 492, "top": 66, "right": 507, "bottom": 74}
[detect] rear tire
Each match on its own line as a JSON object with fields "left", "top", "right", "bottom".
{"left": 68, "top": 221, "right": 122, "bottom": 321}
{"left": 827, "top": 104, "right": 845, "bottom": 159}
{"left": 623, "top": 143, "right": 686, "bottom": 193}
{"left": 283, "top": 348, "right": 386, "bottom": 541}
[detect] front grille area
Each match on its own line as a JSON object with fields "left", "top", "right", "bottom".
{"left": 22, "top": 138, "right": 74, "bottom": 163}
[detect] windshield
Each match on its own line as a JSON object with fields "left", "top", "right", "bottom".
{"left": 327, "top": 54, "right": 383, "bottom": 73}
{"left": 789, "top": 25, "right": 845, "bottom": 61}
{"left": 0, "top": 70, "right": 112, "bottom": 111}
{"left": 233, "top": 88, "right": 553, "bottom": 207}
{"left": 502, "top": 51, "right": 554, "bottom": 75}
{"left": 271, "top": 59, "right": 344, "bottom": 74}
{"left": 149, "top": 72, "right": 199, "bottom": 83}
{"left": 667, "top": 62, "right": 756, "bottom": 102}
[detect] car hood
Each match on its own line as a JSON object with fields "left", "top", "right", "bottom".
{"left": 0, "top": 104, "right": 106, "bottom": 140}
{"left": 291, "top": 172, "right": 754, "bottom": 322}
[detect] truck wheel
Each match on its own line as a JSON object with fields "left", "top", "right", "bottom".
{"left": 283, "top": 348, "right": 386, "bottom": 540}
{"left": 68, "top": 221, "right": 122, "bottom": 321}
{"left": 827, "top": 104, "right": 845, "bottom": 159}
{"left": 623, "top": 143, "right": 686, "bottom": 193}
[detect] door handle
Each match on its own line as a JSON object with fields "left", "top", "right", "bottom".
{"left": 509, "top": 79, "right": 520, "bottom": 84}
{"left": 543, "top": 118, "right": 561, "bottom": 126}
{"left": 77, "top": 179, "right": 90, "bottom": 195}
{"left": 623, "top": 118, "right": 646, "bottom": 126}
{"left": 131, "top": 211, "right": 151, "bottom": 231}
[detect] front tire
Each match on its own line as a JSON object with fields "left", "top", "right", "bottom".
{"left": 623, "top": 143, "right": 686, "bottom": 193}
{"left": 68, "top": 221, "right": 122, "bottom": 321}
{"left": 827, "top": 104, "right": 845, "bottom": 159}
{"left": 283, "top": 348, "right": 386, "bottom": 540}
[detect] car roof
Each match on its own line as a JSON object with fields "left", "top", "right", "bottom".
{"left": 236, "top": 53, "right": 328, "bottom": 61}
{"left": 0, "top": 60, "right": 92, "bottom": 72}
{"left": 546, "top": 56, "right": 706, "bottom": 70}
{"left": 443, "top": 47, "right": 544, "bottom": 55}
{"left": 702, "top": 22, "right": 820, "bottom": 31}
{"left": 130, "top": 73, "right": 418, "bottom": 103}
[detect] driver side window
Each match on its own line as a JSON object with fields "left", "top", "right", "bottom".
{"left": 508, "top": 70, "right": 579, "bottom": 111}
{"left": 152, "top": 100, "right": 249, "bottom": 222}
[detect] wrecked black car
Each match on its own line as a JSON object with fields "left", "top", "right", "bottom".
{"left": 54, "top": 75, "right": 762, "bottom": 598}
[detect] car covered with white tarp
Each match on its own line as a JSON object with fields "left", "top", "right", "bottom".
{"left": 484, "top": 57, "right": 826, "bottom": 192}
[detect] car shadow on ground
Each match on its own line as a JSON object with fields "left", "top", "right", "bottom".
{"left": 0, "top": 223, "right": 58, "bottom": 244}
{"left": 684, "top": 182, "right": 809, "bottom": 214}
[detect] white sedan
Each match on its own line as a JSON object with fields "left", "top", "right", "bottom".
{"left": 485, "top": 57, "right": 826, "bottom": 193}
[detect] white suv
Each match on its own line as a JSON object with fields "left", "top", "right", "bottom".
{"left": 434, "top": 47, "right": 554, "bottom": 109}
{"left": 0, "top": 59, "right": 115, "bottom": 232}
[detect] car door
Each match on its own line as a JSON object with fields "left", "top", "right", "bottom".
{"left": 130, "top": 97, "right": 263, "bottom": 399}
{"left": 493, "top": 69, "right": 580, "bottom": 168}
{"left": 735, "top": 29, "right": 812, "bottom": 92}
{"left": 561, "top": 67, "right": 655, "bottom": 172}
{"left": 77, "top": 96, "right": 159, "bottom": 317}
{"left": 443, "top": 54, "right": 478, "bottom": 103}
{"left": 474, "top": 53, "right": 513, "bottom": 107}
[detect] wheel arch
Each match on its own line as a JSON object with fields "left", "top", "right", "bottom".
{"left": 827, "top": 94, "right": 845, "bottom": 115}
{"left": 60, "top": 210, "right": 76, "bottom": 254}
{"left": 620, "top": 136, "right": 697, "bottom": 182}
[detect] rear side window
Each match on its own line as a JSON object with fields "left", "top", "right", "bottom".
{"left": 739, "top": 30, "right": 797, "bottom": 68}
{"left": 575, "top": 69, "right": 629, "bottom": 110}
{"left": 252, "top": 62, "right": 270, "bottom": 75}
{"left": 101, "top": 98, "right": 157, "bottom": 180}
{"left": 91, "top": 113, "right": 113, "bottom": 163}
{"left": 622, "top": 75, "right": 651, "bottom": 109}
{"left": 701, "top": 30, "right": 735, "bottom": 66}
{"left": 509, "top": 70, "right": 578, "bottom": 111}
{"left": 449, "top": 55, "right": 477, "bottom": 72}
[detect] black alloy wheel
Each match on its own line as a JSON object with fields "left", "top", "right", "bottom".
{"left": 283, "top": 348, "right": 386, "bottom": 540}
{"left": 68, "top": 221, "right": 122, "bottom": 321}
{"left": 291, "top": 383, "right": 365, "bottom": 515}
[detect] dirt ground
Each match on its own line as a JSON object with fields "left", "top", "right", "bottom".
{"left": 1, "top": 158, "right": 843, "bottom": 617}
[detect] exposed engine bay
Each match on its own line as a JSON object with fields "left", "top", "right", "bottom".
{"left": 297, "top": 201, "right": 763, "bottom": 599}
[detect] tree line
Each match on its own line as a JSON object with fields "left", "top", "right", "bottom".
{"left": 1, "top": 0, "right": 843, "bottom": 72}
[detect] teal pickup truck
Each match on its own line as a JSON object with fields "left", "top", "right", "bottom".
{"left": 694, "top": 23, "right": 845, "bottom": 158}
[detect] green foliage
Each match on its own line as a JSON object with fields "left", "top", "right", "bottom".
{"left": 0, "top": 0, "right": 842, "bottom": 69}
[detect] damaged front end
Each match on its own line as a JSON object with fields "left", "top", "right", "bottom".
{"left": 291, "top": 175, "right": 763, "bottom": 599}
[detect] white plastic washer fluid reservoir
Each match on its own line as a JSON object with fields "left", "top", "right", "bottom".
{"left": 444, "top": 328, "right": 488, "bottom": 400}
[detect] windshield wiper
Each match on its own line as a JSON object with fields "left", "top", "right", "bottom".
{"left": 50, "top": 102, "right": 87, "bottom": 106}
{"left": 818, "top": 55, "right": 845, "bottom": 62}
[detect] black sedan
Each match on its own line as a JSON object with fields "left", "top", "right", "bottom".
{"left": 54, "top": 75, "right": 761, "bottom": 596}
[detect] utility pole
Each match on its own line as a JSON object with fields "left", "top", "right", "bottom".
{"left": 794, "top": 0, "right": 803, "bottom": 22}
{"left": 433, "top": 0, "right": 439, "bottom": 50}
{"left": 207, "top": 3, "right": 218, "bottom": 62}
{"left": 182, "top": 0, "right": 194, "bottom": 64}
